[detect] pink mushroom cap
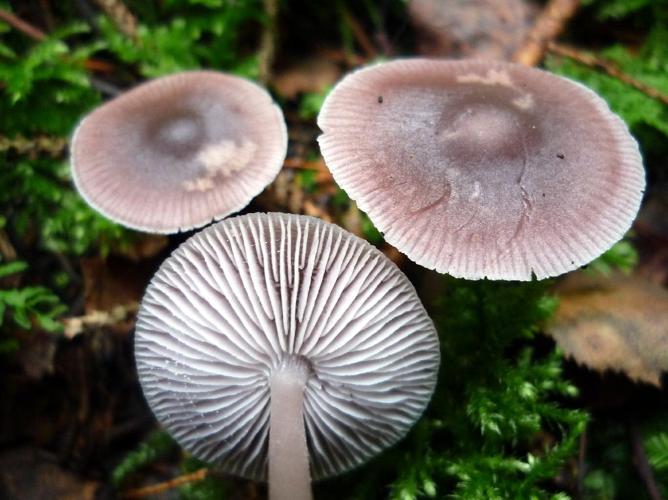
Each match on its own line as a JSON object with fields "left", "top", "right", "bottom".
{"left": 317, "top": 59, "right": 645, "bottom": 281}
{"left": 71, "top": 71, "right": 288, "bottom": 233}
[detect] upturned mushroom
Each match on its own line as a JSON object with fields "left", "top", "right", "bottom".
{"left": 318, "top": 59, "right": 645, "bottom": 281}
{"left": 134, "top": 213, "right": 440, "bottom": 499}
{"left": 70, "top": 71, "right": 287, "bottom": 233}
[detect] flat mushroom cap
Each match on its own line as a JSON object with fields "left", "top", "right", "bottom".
{"left": 317, "top": 59, "right": 645, "bottom": 280}
{"left": 135, "top": 213, "right": 440, "bottom": 480}
{"left": 71, "top": 71, "right": 287, "bottom": 233}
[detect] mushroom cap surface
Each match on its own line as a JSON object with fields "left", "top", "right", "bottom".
{"left": 317, "top": 59, "right": 645, "bottom": 280}
{"left": 71, "top": 71, "right": 287, "bottom": 233}
{"left": 135, "top": 213, "right": 440, "bottom": 480}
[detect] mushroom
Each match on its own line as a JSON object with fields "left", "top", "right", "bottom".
{"left": 70, "top": 71, "right": 287, "bottom": 233}
{"left": 408, "top": 0, "right": 538, "bottom": 60}
{"left": 317, "top": 59, "right": 645, "bottom": 281}
{"left": 134, "top": 212, "right": 440, "bottom": 499}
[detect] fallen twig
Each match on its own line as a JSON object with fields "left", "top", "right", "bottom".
{"left": 122, "top": 468, "right": 209, "bottom": 498}
{"left": 0, "top": 135, "right": 67, "bottom": 157}
{"left": 284, "top": 157, "right": 333, "bottom": 185}
{"left": 0, "top": 7, "right": 119, "bottom": 95}
{"left": 38, "top": 0, "right": 56, "bottom": 31}
{"left": 62, "top": 303, "right": 138, "bottom": 339}
{"left": 630, "top": 423, "right": 662, "bottom": 500}
{"left": 258, "top": 0, "right": 278, "bottom": 85}
{"left": 548, "top": 42, "right": 668, "bottom": 106}
{"left": 341, "top": 6, "right": 376, "bottom": 59}
{"left": 284, "top": 157, "right": 328, "bottom": 172}
{"left": 577, "top": 423, "right": 588, "bottom": 499}
{"left": 93, "top": 0, "right": 138, "bottom": 40}
{"left": 0, "top": 229, "right": 17, "bottom": 262}
{"left": 319, "top": 47, "right": 365, "bottom": 67}
{"left": 513, "top": 0, "right": 580, "bottom": 66}
{"left": 0, "top": 8, "right": 46, "bottom": 40}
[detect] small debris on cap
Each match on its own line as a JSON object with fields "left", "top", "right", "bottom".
{"left": 318, "top": 59, "right": 645, "bottom": 281}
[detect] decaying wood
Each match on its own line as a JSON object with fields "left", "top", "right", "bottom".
{"left": 513, "top": 0, "right": 580, "bottom": 66}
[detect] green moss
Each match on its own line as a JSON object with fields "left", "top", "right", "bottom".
{"left": 112, "top": 430, "right": 177, "bottom": 487}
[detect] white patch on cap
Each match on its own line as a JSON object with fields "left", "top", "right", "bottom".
{"left": 184, "top": 139, "right": 258, "bottom": 192}
{"left": 512, "top": 93, "right": 534, "bottom": 110}
{"left": 469, "top": 181, "right": 481, "bottom": 201}
{"left": 457, "top": 69, "right": 512, "bottom": 86}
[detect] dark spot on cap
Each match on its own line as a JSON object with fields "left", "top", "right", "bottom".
{"left": 377, "top": 96, "right": 383, "bottom": 104}
{"left": 316, "top": 58, "right": 646, "bottom": 281}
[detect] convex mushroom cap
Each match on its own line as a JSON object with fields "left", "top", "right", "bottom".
{"left": 318, "top": 59, "right": 645, "bottom": 281}
{"left": 135, "top": 213, "right": 440, "bottom": 498}
{"left": 71, "top": 71, "right": 287, "bottom": 233}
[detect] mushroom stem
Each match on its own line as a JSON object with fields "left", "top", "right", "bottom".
{"left": 269, "top": 361, "right": 312, "bottom": 500}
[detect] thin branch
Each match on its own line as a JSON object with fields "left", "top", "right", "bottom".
{"left": 0, "top": 229, "right": 17, "bottom": 261}
{"left": 341, "top": 6, "right": 376, "bottom": 59}
{"left": 629, "top": 423, "right": 662, "bottom": 500}
{"left": 38, "top": 0, "right": 56, "bottom": 31}
{"left": 93, "top": 0, "right": 138, "bottom": 40}
{"left": 284, "top": 157, "right": 328, "bottom": 172}
{"left": 88, "top": 75, "right": 122, "bottom": 96}
{"left": 576, "top": 423, "right": 588, "bottom": 499}
{"left": 122, "top": 468, "right": 209, "bottom": 499}
{"left": 318, "top": 47, "right": 365, "bottom": 67}
{"left": 548, "top": 42, "right": 668, "bottom": 107}
{"left": 0, "top": 8, "right": 121, "bottom": 96}
{"left": 513, "top": 0, "right": 580, "bottom": 66}
{"left": 258, "top": 0, "right": 278, "bottom": 85}
{"left": 0, "top": 8, "right": 47, "bottom": 41}
{"left": 62, "top": 303, "right": 138, "bottom": 339}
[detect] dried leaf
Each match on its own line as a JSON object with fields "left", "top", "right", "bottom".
{"left": 548, "top": 272, "right": 668, "bottom": 386}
